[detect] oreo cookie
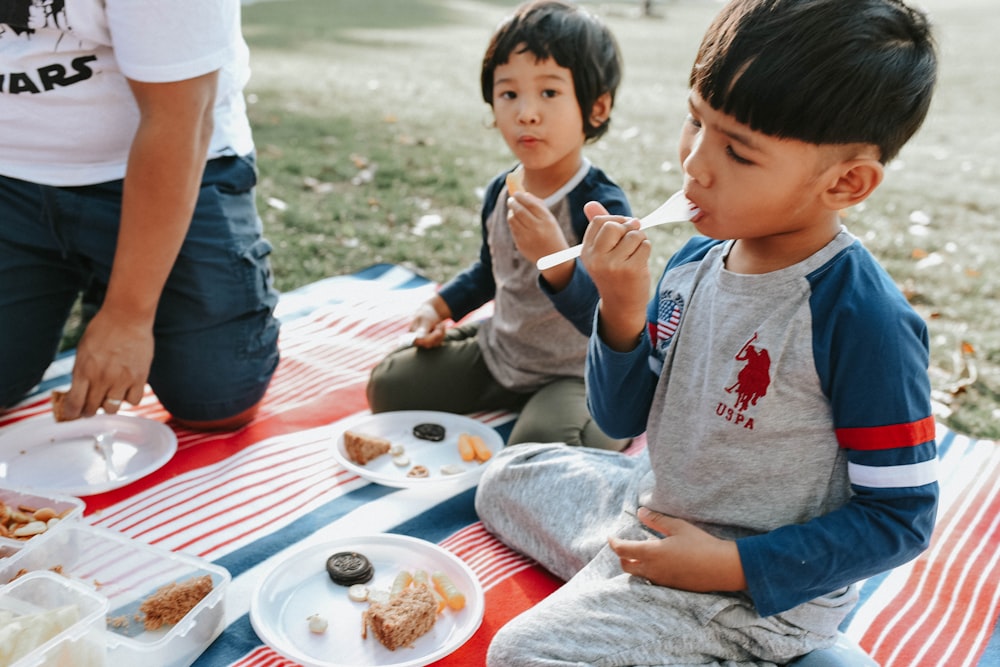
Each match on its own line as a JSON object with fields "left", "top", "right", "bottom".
{"left": 412, "top": 422, "right": 446, "bottom": 442}
{"left": 326, "top": 551, "right": 374, "bottom": 586}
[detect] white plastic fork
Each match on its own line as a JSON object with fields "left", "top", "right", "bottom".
{"left": 93, "top": 429, "right": 121, "bottom": 481}
{"left": 535, "top": 190, "right": 699, "bottom": 271}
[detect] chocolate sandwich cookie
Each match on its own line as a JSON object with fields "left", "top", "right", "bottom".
{"left": 326, "top": 551, "right": 374, "bottom": 586}
{"left": 412, "top": 422, "right": 446, "bottom": 442}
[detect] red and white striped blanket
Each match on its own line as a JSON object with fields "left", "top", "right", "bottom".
{"left": 3, "top": 264, "right": 998, "bottom": 666}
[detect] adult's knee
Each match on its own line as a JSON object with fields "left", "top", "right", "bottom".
{"left": 149, "top": 324, "right": 279, "bottom": 423}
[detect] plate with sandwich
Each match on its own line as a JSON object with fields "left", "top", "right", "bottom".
{"left": 329, "top": 411, "right": 504, "bottom": 488}
{"left": 250, "top": 533, "right": 485, "bottom": 667}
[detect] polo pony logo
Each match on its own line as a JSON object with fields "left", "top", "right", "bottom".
{"left": 725, "top": 332, "right": 770, "bottom": 412}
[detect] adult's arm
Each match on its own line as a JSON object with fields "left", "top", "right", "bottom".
{"left": 63, "top": 72, "right": 218, "bottom": 419}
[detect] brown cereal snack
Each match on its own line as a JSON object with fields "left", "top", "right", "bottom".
{"left": 362, "top": 583, "right": 437, "bottom": 650}
{"left": 343, "top": 430, "right": 392, "bottom": 465}
{"left": 138, "top": 574, "right": 213, "bottom": 631}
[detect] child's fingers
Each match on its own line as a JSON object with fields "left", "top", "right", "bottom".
{"left": 413, "top": 324, "right": 447, "bottom": 349}
{"left": 636, "top": 506, "right": 676, "bottom": 536}
{"left": 589, "top": 218, "right": 645, "bottom": 261}
{"left": 608, "top": 536, "right": 657, "bottom": 562}
{"left": 583, "top": 200, "right": 610, "bottom": 221}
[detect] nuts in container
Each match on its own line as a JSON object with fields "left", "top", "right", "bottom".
{"left": 0, "top": 488, "right": 84, "bottom": 555}
{"left": 0, "top": 501, "right": 73, "bottom": 539}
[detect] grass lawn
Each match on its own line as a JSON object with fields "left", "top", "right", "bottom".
{"left": 241, "top": 0, "right": 1000, "bottom": 438}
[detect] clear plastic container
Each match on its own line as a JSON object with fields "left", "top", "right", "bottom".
{"left": 0, "top": 486, "right": 85, "bottom": 558}
{"left": 0, "top": 569, "right": 108, "bottom": 666}
{"left": 0, "top": 524, "right": 230, "bottom": 667}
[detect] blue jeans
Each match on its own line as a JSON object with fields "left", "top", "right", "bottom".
{"left": 0, "top": 154, "right": 280, "bottom": 421}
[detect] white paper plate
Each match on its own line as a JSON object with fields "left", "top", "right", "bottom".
{"left": 250, "top": 534, "right": 485, "bottom": 667}
{"left": 0, "top": 414, "right": 177, "bottom": 496}
{"left": 330, "top": 411, "right": 503, "bottom": 488}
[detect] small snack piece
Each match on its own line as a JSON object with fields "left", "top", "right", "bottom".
{"left": 459, "top": 433, "right": 492, "bottom": 463}
{"left": 12, "top": 521, "right": 46, "bottom": 537}
{"left": 505, "top": 168, "right": 524, "bottom": 195}
{"left": 457, "top": 434, "right": 475, "bottom": 462}
{"left": 138, "top": 574, "right": 213, "bottom": 631}
{"left": 307, "top": 613, "right": 328, "bottom": 633}
{"left": 389, "top": 443, "right": 406, "bottom": 456}
{"left": 32, "top": 507, "right": 58, "bottom": 522}
{"left": 412, "top": 423, "right": 446, "bottom": 442}
{"left": 348, "top": 584, "right": 370, "bottom": 602}
{"left": 343, "top": 430, "right": 392, "bottom": 465}
{"left": 440, "top": 464, "right": 464, "bottom": 476}
{"left": 362, "top": 584, "right": 437, "bottom": 651}
{"left": 326, "top": 551, "right": 374, "bottom": 586}
{"left": 51, "top": 389, "right": 71, "bottom": 422}
{"left": 406, "top": 465, "right": 429, "bottom": 479}
{"left": 390, "top": 570, "right": 412, "bottom": 597}
{"left": 392, "top": 453, "right": 410, "bottom": 467}
{"left": 431, "top": 571, "right": 466, "bottom": 611}
{"left": 470, "top": 434, "right": 492, "bottom": 462}
{"left": 107, "top": 615, "right": 130, "bottom": 629}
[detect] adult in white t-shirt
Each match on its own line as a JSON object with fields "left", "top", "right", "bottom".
{"left": 0, "top": 0, "right": 280, "bottom": 429}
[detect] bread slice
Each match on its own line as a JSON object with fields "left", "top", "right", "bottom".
{"left": 362, "top": 583, "right": 437, "bottom": 650}
{"left": 51, "top": 390, "right": 70, "bottom": 422}
{"left": 343, "top": 430, "right": 392, "bottom": 465}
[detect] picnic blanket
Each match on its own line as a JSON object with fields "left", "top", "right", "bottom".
{"left": 2, "top": 263, "right": 998, "bottom": 667}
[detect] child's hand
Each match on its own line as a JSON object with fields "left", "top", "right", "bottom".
{"left": 410, "top": 298, "right": 450, "bottom": 348}
{"left": 608, "top": 507, "right": 747, "bottom": 593}
{"left": 580, "top": 201, "right": 651, "bottom": 352}
{"left": 506, "top": 191, "right": 568, "bottom": 263}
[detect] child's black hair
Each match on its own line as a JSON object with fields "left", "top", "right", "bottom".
{"left": 691, "top": 0, "right": 937, "bottom": 162}
{"left": 481, "top": 0, "right": 622, "bottom": 142}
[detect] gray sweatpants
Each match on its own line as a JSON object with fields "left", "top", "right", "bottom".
{"left": 474, "top": 443, "right": 856, "bottom": 667}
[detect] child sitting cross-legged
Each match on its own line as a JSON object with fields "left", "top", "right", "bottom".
{"left": 475, "top": 0, "right": 940, "bottom": 664}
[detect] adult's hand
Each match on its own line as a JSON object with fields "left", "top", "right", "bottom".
{"left": 66, "top": 308, "right": 152, "bottom": 417}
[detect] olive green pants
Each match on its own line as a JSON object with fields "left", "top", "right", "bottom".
{"left": 366, "top": 323, "right": 625, "bottom": 450}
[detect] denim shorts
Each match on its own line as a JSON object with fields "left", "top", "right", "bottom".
{"left": 0, "top": 154, "right": 281, "bottom": 421}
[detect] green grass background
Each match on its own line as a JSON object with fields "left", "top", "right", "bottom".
{"left": 241, "top": 0, "right": 999, "bottom": 438}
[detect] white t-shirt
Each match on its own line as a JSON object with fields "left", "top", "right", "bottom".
{"left": 0, "top": 0, "right": 254, "bottom": 186}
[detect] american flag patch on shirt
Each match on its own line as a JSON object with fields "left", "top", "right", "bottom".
{"left": 656, "top": 295, "right": 683, "bottom": 347}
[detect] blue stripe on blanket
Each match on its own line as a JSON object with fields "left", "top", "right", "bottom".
{"left": 983, "top": 619, "right": 1000, "bottom": 665}
{"left": 388, "top": 487, "right": 479, "bottom": 544}
{"left": 193, "top": 614, "right": 258, "bottom": 666}
{"left": 212, "top": 483, "right": 399, "bottom": 579}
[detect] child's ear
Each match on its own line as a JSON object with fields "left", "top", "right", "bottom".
{"left": 822, "top": 157, "right": 884, "bottom": 210}
{"left": 589, "top": 92, "right": 613, "bottom": 127}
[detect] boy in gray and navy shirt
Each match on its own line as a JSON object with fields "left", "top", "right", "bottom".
{"left": 476, "top": 0, "right": 939, "bottom": 664}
